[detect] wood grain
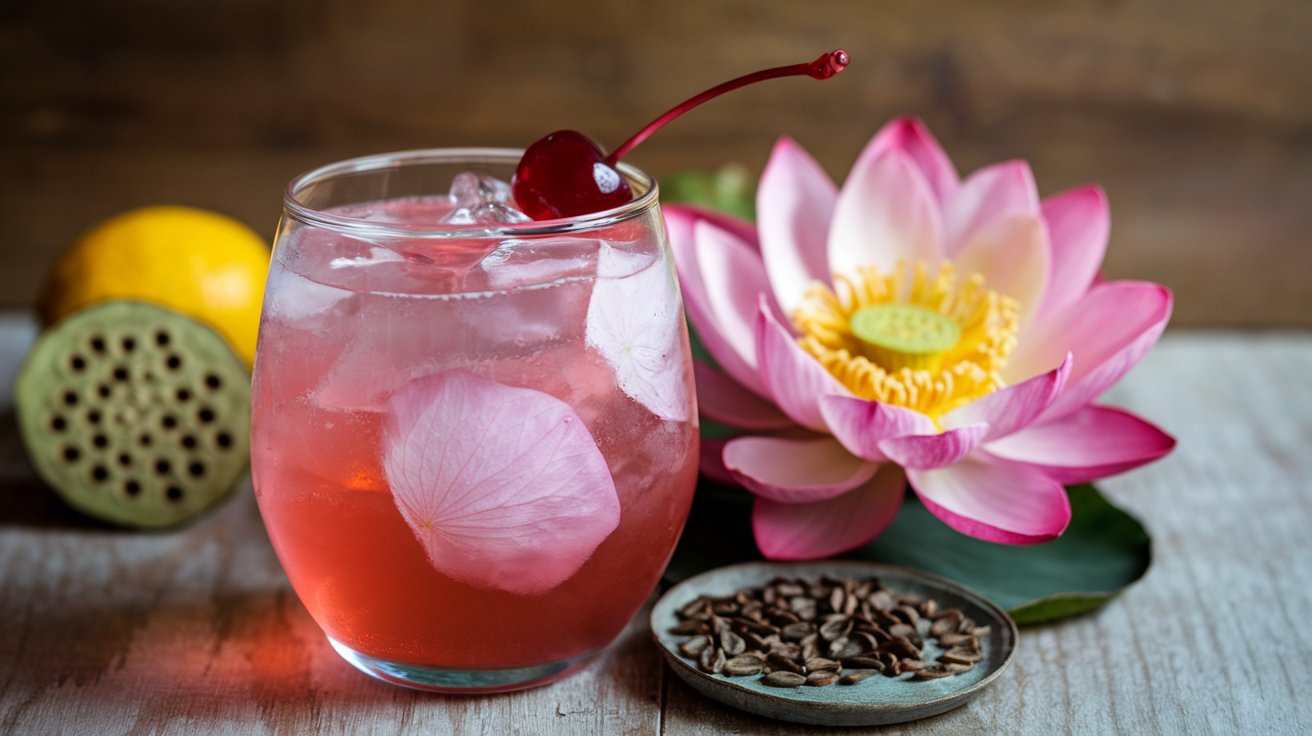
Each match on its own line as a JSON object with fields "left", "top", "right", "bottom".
{"left": 2, "top": 1, "right": 1311, "bottom": 326}
{"left": 2, "top": 314, "right": 1311, "bottom": 733}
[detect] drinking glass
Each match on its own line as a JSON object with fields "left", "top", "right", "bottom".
{"left": 251, "top": 149, "right": 699, "bottom": 693}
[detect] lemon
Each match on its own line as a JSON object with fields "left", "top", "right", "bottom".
{"left": 38, "top": 206, "right": 270, "bottom": 367}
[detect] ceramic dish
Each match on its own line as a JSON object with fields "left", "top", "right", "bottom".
{"left": 650, "top": 561, "right": 1018, "bottom": 726}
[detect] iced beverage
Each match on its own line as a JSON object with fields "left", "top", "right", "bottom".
{"left": 251, "top": 151, "right": 699, "bottom": 692}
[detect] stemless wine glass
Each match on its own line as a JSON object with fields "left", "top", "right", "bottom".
{"left": 251, "top": 150, "right": 699, "bottom": 693}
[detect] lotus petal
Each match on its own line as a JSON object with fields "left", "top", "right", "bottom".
{"left": 383, "top": 370, "right": 620, "bottom": 596}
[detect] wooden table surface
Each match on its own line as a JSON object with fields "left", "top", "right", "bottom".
{"left": 1, "top": 314, "right": 1309, "bottom": 735}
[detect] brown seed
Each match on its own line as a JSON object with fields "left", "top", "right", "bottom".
{"left": 943, "top": 663, "right": 973, "bottom": 675}
{"left": 931, "top": 614, "right": 963, "bottom": 638}
{"left": 789, "top": 596, "right": 818, "bottom": 621}
{"left": 871, "top": 609, "right": 901, "bottom": 628}
{"left": 724, "top": 655, "right": 764, "bottom": 677}
{"left": 679, "top": 597, "right": 710, "bottom": 618}
{"left": 936, "top": 632, "right": 975, "bottom": 647}
{"left": 888, "top": 636, "right": 921, "bottom": 659}
{"left": 775, "top": 582, "right": 805, "bottom": 597}
{"left": 930, "top": 607, "right": 964, "bottom": 621}
{"left": 868, "top": 590, "right": 896, "bottom": 611}
{"left": 678, "top": 635, "right": 711, "bottom": 657}
{"left": 888, "top": 623, "right": 917, "bottom": 640}
{"left": 772, "top": 642, "right": 801, "bottom": 659}
{"left": 913, "top": 667, "right": 952, "bottom": 680}
{"left": 939, "top": 648, "right": 982, "bottom": 665}
{"left": 805, "top": 671, "right": 839, "bottom": 687}
{"left": 819, "top": 616, "right": 851, "bottom": 641}
{"left": 896, "top": 659, "right": 928, "bottom": 673}
{"left": 804, "top": 657, "right": 841, "bottom": 672}
{"left": 732, "top": 616, "right": 774, "bottom": 636}
{"left": 843, "top": 593, "right": 859, "bottom": 616}
{"left": 669, "top": 619, "right": 707, "bottom": 635}
{"left": 836, "top": 640, "right": 863, "bottom": 658}
{"left": 699, "top": 646, "right": 726, "bottom": 674}
{"left": 720, "top": 630, "right": 746, "bottom": 656}
{"left": 828, "top": 587, "right": 845, "bottom": 614}
{"left": 766, "top": 652, "right": 803, "bottom": 674}
{"left": 840, "top": 670, "right": 878, "bottom": 685}
{"left": 894, "top": 605, "right": 921, "bottom": 626}
{"left": 971, "top": 625, "right": 992, "bottom": 637}
{"left": 840, "top": 656, "right": 883, "bottom": 670}
{"left": 852, "top": 631, "right": 882, "bottom": 654}
{"left": 761, "top": 671, "right": 806, "bottom": 688}
{"left": 918, "top": 598, "right": 939, "bottom": 617}
{"left": 780, "top": 622, "right": 813, "bottom": 641}
{"left": 826, "top": 636, "right": 850, "bottom": 658}
{"left": 876, "top": 650, "right": 898, "bottom": 667}
{"left": 711, "top": 601, "right": 739, "bottom": 616}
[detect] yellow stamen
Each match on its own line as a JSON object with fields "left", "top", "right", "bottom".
{"left": 793, "top": 261, "right": 1019, "bottom": 419}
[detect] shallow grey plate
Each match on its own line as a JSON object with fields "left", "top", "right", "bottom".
{"left": 651, "top": 561, "right": 1018, "bottom": 727}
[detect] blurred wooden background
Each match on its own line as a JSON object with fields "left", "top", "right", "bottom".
{"left": 2, "top": 0, "right": 1309, "bottom": 326}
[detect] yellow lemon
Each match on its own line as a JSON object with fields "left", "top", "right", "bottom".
{"left": 39, "top": 206, "right": 270, "bottom": 367}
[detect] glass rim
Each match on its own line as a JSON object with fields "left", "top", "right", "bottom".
{"left": 282, "top": 147, "right": 660, "bottom": 238}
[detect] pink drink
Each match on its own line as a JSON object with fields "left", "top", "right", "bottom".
{"left": 252, "top": 154, "right": 698, "bottom": 691}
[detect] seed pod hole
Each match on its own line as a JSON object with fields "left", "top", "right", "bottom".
{"left": 124, "top": 480, "right": 141, "bottom": 497}
{"left": 70, "top": 356, "right": 86, "bottom": 372}
{"left": 197, "top": 407, "right": 215, "bottom": 424}
{"left": 215, "top": 432, "right": 233, "bottom": 450}
{"left": 97, "top": 384, "right": 111, "bottom": 399}
{"left": 138, "top": 433, "right": 153, "bottom": 447}
{"left": 91, "top": 465, "right": 108, "bottom": 482}
{"left": 92, "top": 434, "right": 108, "bottom": 449}
{"left": 154, "top": 459, "right": 171, "bottom": 475}
{"left": 51, "top": 416, "right": 67, "bottom": 432}
{"left": 181, "top": 435, "right": 197, "bottom": 450}
{"left": 112, "top": 366, "right": 129, "bottom": 382}
{"left": 117, "top": 453, "right": 132, "bottom": 467}
{"left": 154, "top": 330, "right": 170, "bottom": 347}
{"left": 62, "top": 391, "right": 79, "bottom": 407}
{"left": 90, "top": 336, "right": 106, "bottom": 353}
{"left": 176, "top": 388, "right": 191, "bottom": 402}
{"left": 87, "top": 410, "right": 101, "bottom": 424}
{"left": 165, "top": 354, "right": 182, "bottom": 371}
{"left": 161, "top": 415, "right": 177, "bottom": 430}
{"left": 121, "top": 336, "right": 136, "bottom": 353}
{"left": 62, "top": 446, "right": 80, "bottom": 463}
{"left": 204, "top": 374, "right": 222, "bottom": 390}
{"left": 187, "top": 462, "right": 205, "bottom": 478}
{"left": 165, "top": 486, "right": 184, "bottom": 503}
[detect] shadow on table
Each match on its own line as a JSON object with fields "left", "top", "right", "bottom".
{"left": 2, "top": 583, "right": 669, "bottom": 727}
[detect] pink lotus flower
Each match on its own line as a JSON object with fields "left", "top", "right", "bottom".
{"left": 665, "top": 118, "right": 1175, "bottom": 560}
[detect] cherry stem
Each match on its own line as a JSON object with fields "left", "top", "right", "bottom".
{"left": 604, "top": 49, "right": 849, "bottom": 166}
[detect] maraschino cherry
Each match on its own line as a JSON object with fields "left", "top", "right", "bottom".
{"left": 512, "top": 49, "right": 849, "bottom": 220}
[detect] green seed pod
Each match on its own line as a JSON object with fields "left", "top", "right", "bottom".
{"left": 15, "top": 301, "right": 251, "bottom": 528}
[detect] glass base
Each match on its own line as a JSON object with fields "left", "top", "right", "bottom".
{"left": 328, "top": 637, "right": 599, "bottom": 694}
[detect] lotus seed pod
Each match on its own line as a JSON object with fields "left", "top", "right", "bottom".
{"left": 15, "top": 300, "right": 251, "bottom": 528}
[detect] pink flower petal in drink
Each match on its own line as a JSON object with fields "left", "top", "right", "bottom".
{"left": 586, "top": 245, "right": 690, "bottom": 421}
{"left": 383, "top": 370, "right": 620, "bottom": 596}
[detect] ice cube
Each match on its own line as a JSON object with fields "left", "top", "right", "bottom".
{"left": 472, "top": 237, "right": 601, "bottom": 291}
{"left": 440, "top": 172, "right": 532, "bottom": 225}
{"left": 449, "top": 172, "right": 513, "bottom": 209}
{"left": 263, "top": 259, "right": 354, "bottom": 327}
